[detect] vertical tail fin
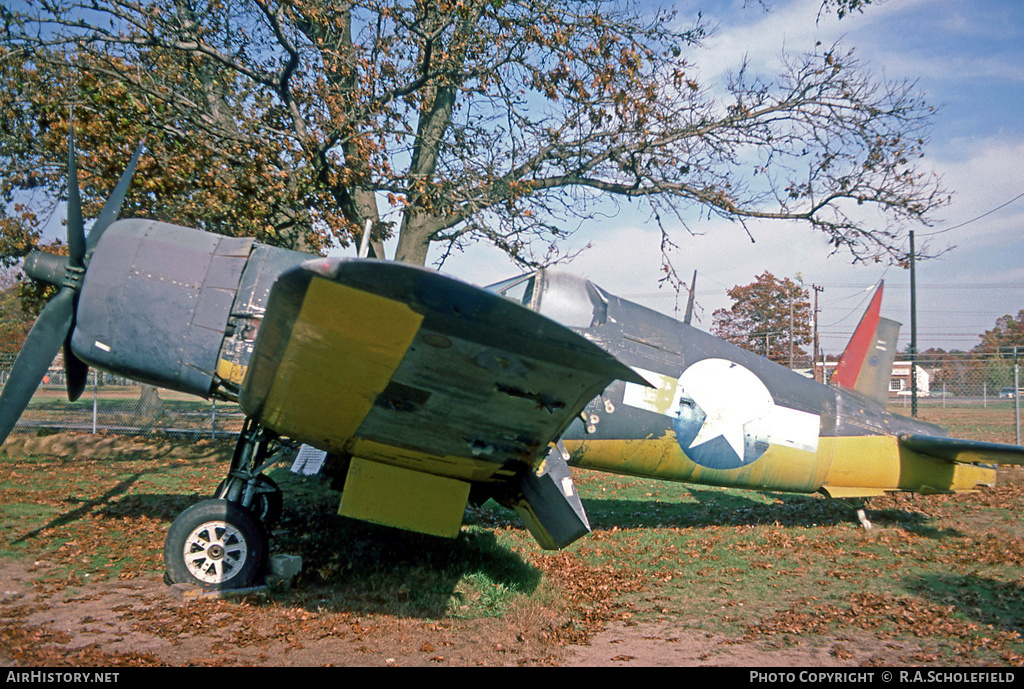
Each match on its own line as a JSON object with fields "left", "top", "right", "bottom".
{"left": 830, "top": 282, "right": 900, "bottom": 405}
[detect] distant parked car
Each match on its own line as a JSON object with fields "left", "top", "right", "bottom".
{"left": 999, "top": 387, "right": 1023, "bottom": 398}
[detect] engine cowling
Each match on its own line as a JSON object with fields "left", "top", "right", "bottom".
{"left": 71, "top": 218, "right": 255, "bottom": 397}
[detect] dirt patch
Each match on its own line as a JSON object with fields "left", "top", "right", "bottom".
{"left": 0, "top": 558, "right": 573, "bottom": 667}
{"left": 560, "top": 620, "right": 926, "bottom": 666}
{"left": 1, "top": 556, "right": 912, "bottom": 667}
{"left": 1, "top": 433, "right": 228, "bottom": 463}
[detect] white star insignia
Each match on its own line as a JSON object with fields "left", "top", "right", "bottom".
{"left": 679, "top": 359, "right": 775, "bottom": 461}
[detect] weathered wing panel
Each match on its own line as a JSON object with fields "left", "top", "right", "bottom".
{"left": 240, "top": 258, "right": 644, "bottom": 478}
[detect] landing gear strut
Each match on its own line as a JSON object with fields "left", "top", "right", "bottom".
{"left": 163, "top": 418, "right": 294, "bottom": 589}
{"left": 213, "top": 418, "right": 290, "bottom": 525}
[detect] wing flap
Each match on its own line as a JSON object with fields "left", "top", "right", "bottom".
{"left": 899, "top": 434, "right": 1024, "bottom": 466}
{"left": 820, "top": 486, "right": 890, "bottom": 498}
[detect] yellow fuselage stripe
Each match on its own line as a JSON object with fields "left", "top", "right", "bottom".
{"left": 564, "top": 433, "right": 996, "bottom": 496}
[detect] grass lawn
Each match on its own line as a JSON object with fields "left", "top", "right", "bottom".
{"left": 2, "top": 430, "right": 1024, "bottom": 665}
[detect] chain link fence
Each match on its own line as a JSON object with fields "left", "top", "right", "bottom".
{"left": 884, "top": 350, "right": 1023, "bottom": 446}
{"left": 1, "top": 356, "right": 245, "bottom": 442}
{"left": 908, "top": 350, "right": 1021, "bottom": 400}
{"left": 794, "top": 348, "right": 1022, "bottom": 445}
{"left": 1, "top": 350, "right": 1020, "bottom": 445}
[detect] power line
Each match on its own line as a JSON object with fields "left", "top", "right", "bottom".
{"left": 919, "top": 190, "right": 1024, "bottom": 237}
{"left": 817, "top": 282, "right": 1024, "bottom": 289}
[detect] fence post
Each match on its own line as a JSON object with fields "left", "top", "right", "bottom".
{"left": 92, "top": 370, "right": 98, "bottom": 435}
{"left": 1015, "top": 346, "right": 1020, "bottom": 446}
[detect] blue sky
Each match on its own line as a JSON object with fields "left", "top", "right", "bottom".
{"left": 434, "top": 0, "right": 1024, "bottom": 355}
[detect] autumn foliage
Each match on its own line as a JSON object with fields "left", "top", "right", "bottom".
{"left": 978, "top": 310, "right": 1024, "bottom": 355}
{"left": 712, "top": 271, "right": 813, "bottom": 364}
{"left": 1, "top": 0, "right": 948, "bottom": 273}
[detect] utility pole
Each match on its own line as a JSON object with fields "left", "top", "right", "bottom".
{"left": 684, "top": 270, "right": 697, "bottom": 325}
{"left": 788, "top": 291, "right": 794, "bottom": 368}
{"left": 812, "top": 285, "right": 823, "bottom": 382}
{"left": 1016, "top": 346, "right": 1020, "bottom": 446}
{"left": 910, "top": 230, "right": 918, "bottom": 418}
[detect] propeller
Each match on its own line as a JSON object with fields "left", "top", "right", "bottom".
{"left": 0, "top": 130, "right": 144, "bottom": 443}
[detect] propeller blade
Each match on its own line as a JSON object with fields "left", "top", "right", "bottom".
{"left": 64, "top": 342, "right": 89, "bottom": 402}
{"left": 66, "top": 130, "right": 86, "bottom": 270}
{"left": 0, "top": 287, "right": 75, "bottom": 445}
{"left": 87, "top": 141, "right": 145, "bottom": 253}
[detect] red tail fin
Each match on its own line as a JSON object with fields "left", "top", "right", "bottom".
{"left": 830, "top": 282, "right": 900, "bottom": 405}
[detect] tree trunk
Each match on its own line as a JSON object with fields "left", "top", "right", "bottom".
{"left": 394, "top": 214, "right": 440, "bottom": 265}
{"left": 138, "top": 385, "right": 164, "bottom": 425}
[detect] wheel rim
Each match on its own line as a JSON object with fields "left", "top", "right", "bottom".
{"left": 181, "top": 520, "right": 250, "bottom": 585}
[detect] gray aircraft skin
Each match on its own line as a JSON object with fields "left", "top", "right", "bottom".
{"left": 4, "top": 137, "right": 1024, "bottom": 591}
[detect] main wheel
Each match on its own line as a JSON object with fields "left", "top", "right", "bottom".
{"left": 164, "top": 499, "right": 267, "bottom": 590}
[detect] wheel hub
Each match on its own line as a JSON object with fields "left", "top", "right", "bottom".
{"left": 182, "top": 520, "right": 249, "bottom": 585}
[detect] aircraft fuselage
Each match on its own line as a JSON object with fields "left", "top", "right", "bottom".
{"left": 552, "top": 278, "right": 994, "bottom": 498}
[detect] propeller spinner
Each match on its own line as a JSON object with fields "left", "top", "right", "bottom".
{"left": 0, "top": 131, "right": 143, "bottom": 442}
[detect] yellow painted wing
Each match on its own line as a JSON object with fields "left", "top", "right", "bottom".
{"left": 239, "top": 258, "right": 644, "bottom": 479}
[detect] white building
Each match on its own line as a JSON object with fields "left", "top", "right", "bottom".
{"left": 798, "top": 360, "right": 931, "bottom": 397}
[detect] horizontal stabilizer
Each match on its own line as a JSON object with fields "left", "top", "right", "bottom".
{"left": 899, "top": 434, "right": 1024, "bottom": 466}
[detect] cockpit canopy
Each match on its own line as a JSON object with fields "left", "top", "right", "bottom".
{"left": 487, "top": 269, "right": 607, "bottom": 329}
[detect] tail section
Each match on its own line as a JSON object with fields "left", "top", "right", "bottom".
{"left": 830, "top": 282, "right": 900, "bottom": 405}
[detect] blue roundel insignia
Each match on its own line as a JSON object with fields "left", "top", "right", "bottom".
{"left": 671, "top": 358, "right": 777, "bottom": 471}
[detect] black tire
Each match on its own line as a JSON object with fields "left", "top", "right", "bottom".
{"left": 251, "top": 475, "right": 283, "bottom": 527}
{"left": 163, "top": 499, "right": 267, "bottom": 590}
{"left": 214, "top": 475, "right": 283, "bottom": 527}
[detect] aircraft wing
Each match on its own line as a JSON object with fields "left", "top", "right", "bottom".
{"left": 899, "top": 434, "right": 1024, "bottom": 466}
{"left": 237, "top": 258, "right": 646, "bottom": 547}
